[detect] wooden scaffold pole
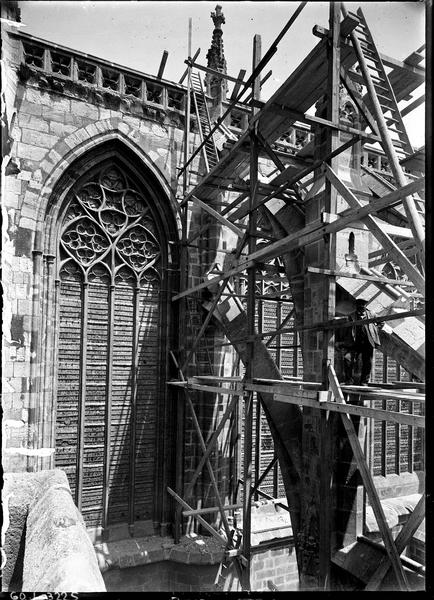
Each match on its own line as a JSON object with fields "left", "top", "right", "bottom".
{"left": 173, "top": 16, "right": 193, "bottom": 544}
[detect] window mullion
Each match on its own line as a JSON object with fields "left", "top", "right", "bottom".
{"left": 102, "top": 281, "right": 115, "bottom": 536}
{"left": 128, "top": 283, "right": 141, "bottom": 532}
{"left": 77, "top": 281, "right": 88, "bottom": 511}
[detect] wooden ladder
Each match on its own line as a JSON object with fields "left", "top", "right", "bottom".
{"left": 346, "top": 7, "right": 425, "bottom": 226}
{"left": 191, "top": 71, "right": 219, "bottom": 173}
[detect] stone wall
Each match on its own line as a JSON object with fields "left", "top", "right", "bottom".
{"left": 2, "top": 470, "right": 105, "bottom": 592}
{"left": 1, "top": 25, "right": 237, "bottom": 541}
{"left": 2, "top": 27, "right": 189, "bottom": 472}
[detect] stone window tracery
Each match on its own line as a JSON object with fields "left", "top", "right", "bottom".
{"left": 59, "top": 164, "right": 161, "bottom": 283}
{"left": 56, "top": 161, "right": 163, "bottom": 533}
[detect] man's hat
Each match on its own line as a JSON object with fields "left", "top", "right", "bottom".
{"left": 355, "top": 298, "right": 369, "bottom": 306}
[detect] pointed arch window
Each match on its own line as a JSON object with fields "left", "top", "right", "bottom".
{"left": 55, "top": 162, "right": 164, "bottom": 534}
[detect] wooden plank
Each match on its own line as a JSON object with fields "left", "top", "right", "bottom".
{"left": 230, "top": 68, "right": 247, "bottom": 100}
{"left": 306, "top": 266, "right": 417, "bottom": 287}
{"left": 193, "top": 375, "right": 243, "bottom": 382}
{"left": 178, "top": 47, "right": 200, "bottom": 84}
{"left": 320, "top": 401, "right": 424, "bottom": 429}
{"left": 401, "top": 94, "right": 425, "bottom": 118}
{"left": 379, "top": 222, "right": 413, "bottom": 238}
{"left": 365, "top": 493, "right": 425, "bottom": 590}
{"left": 269, "top": 103, "right": 381, "bottom": 142}
{"left": 269, "top": 390, "right": 424, "bottom": 427}
{"left": 340, "top": 12, "right": 360, "bottom": 37}
{"left": 328, "top": 366, "right": 409, "bottom": 590}
{"left": 189, "top": 60, "right": 247, "bottom": 85}
{"left": 245, "top": 382, "right": 320, "bottom": 396}
{"left": 324, "top": 164, "right": 425, "bottom": 294}
{"left": 340, "top": 387, "right": 425, "bottom": 403}
{"left": 221, "top": 308, "right": 425, "bottom": 347}
{"left": 182, "top": 502, "right": 243, "bottom": 517}
{"left": 390, "top": 381, "right": 425, "bottom": 389}
{"left": 173, "top": 381, "right": 244, "bottom": 396}
{"left": 167, "top": 487, "right": 228, "bottom": 545}
{"left": 157, "top": 50, "right": 168, "bottom": 79}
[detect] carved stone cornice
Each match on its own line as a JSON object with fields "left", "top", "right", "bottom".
{"left": 16, "top": 63, "right": 184, "bottom": 128}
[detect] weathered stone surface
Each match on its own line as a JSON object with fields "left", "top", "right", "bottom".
{"left": 2, "top": 472, "right": 36, "bottom": 591}
{"left": 4, "top": 469, "right": 107, "bottom": 592}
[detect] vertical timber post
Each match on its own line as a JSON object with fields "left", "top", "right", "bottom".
{"left": 242, "top": 32, "right": 261, "bottom": 591}
{"left": 174, "top": 17, "right": 193, "bottom": 544}
{"left": 299, "top": 1, "right": 340, "bottom": 590}
{"left": 319, "top": 1, "right": 340, "bottom": 589}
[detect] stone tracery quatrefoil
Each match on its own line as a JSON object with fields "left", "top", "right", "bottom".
{"left": 116, "top": 225, "right": 159, "bottom": 271}
{"left": 62, "top": 217, "right": 110, "bottom": 266}
{"left": 100, "top": 209, "right": 127, "bottom": 235}
{"left": 63, "top": 163, "right": 160, "bottom": 275}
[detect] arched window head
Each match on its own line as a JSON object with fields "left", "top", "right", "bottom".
{"left": 59, "top": 164, "right": 161, "bottom": 285}
{"left": 55, "top": 159, "right": 167, "bottom": 534}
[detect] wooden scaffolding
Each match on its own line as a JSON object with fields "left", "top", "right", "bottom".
{"left": 168, "top": 2, "right": 425, "bottom": 591}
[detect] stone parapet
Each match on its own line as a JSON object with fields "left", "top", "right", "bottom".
{"left": 2, "top": 469, "right": 105, "bottom": 592}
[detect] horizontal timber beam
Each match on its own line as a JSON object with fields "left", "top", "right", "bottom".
{"left": 187, "top": 59, "right": 246, "bottom": 85}
{"left": 182, "top": 502, "right": 243, "bottom": 517}
{"left": 306, "top": 266, "right": 417, "bottom": 287}
{"left": 269, "top": 103, "right": 382, "bottom": 142}
{"left": 215, "top": 308, "right": 425, "bottom": 347}
{"left": 179, "top": 47, "right": 200, "bottom": 83}
{"left": 169, "top": 379, "right": 424, "bottom": 427}
{"left": 272, "top": 392, "right": 424, "bottom": 429}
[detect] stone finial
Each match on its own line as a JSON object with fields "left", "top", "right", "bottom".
{"left": 205, "top": 4, "right": 228, "bottom": 102}
{"left": 211, "top": 5, "right": 225, "bottom": 29}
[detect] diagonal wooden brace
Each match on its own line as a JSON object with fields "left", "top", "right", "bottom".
{"left": 365, "top": 493, "right": 425, "bottom": 590}
{"left": 328, "top": 365, "right": 409, "bottom": 590}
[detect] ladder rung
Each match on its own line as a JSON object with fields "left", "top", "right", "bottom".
{"left": 388, "top": 127, "right": 405, "bottom": 134}
{"left": 380, "top": 104, "right": 396, "bottom": 112}
{"left": 361, "top": 45, "right": 376, "bottom": 55}
{"left": 366, "top": 55, "right": 380, "bottom": 65}
{"left": 373, "top": 83, "right": 389, "bottom": 92}
{"left": 377, "top": 93, "right": 394, "bottom": 103}
{"left": 385, "top": 117, "right": 400, "bottom": 124}
{"left": 392, "top": 139, "right": 406, "bottom": 146}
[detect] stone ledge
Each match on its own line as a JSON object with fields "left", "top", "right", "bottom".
{"left": 365, "top": 493, "right": 423, "bottom": 533}
{"left": 95, "top": 499, "right": 295, "bottom": 575}
{"left": 95, "top": 534, "right": 226, "bottom": 572}
{"left": 2, "top": 469, "right": 106, "bottom": 592}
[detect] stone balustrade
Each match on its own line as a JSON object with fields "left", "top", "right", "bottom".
{"left": 13, "top": 31, "right": 186, "bottom": 116}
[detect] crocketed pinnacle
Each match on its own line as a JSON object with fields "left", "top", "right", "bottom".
{"left": 205, "top": 5, "right": 228, "bottom": 100}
